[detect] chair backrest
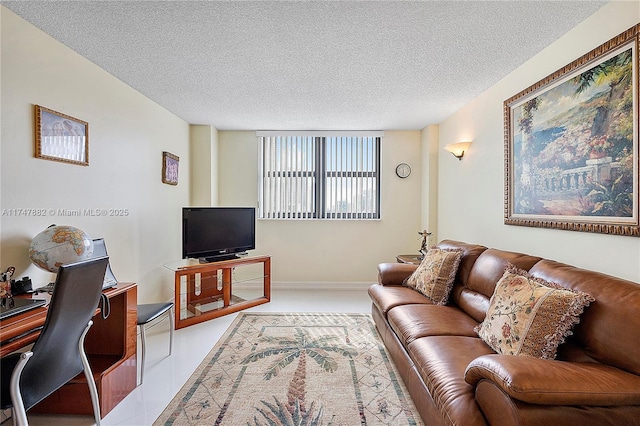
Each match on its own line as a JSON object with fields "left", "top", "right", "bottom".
{"left": 19, "top": 256, "right": 109, "bottom": 411}
{"left": 91, "top": 238, "right": 119, "bottom": 288}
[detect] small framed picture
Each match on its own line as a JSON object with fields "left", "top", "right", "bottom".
{"left": 162, "top": 151, "right": 179, "bottom": 185}
{"left": 34, "top": 105, "right": 89, "bottom": 166}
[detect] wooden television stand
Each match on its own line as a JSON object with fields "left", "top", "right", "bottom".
{"left": 168, "top": 255, "right": 271, "bottom": 329}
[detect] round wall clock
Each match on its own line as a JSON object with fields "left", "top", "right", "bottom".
{"left": 395, "top": 163, "right": 411, "bottom": 178}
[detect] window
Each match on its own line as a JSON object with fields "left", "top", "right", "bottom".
{"left": 258, "top": 132, "right": 382, "bottom": 219}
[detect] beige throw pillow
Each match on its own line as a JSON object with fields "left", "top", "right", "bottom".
{"left": 403, "top": 248, "right": 462, "bottom": 305}
{"left": 475, "top": 264, "right": 595, "bottom": 359}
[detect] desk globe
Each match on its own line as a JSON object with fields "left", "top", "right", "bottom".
{"left": 29, "top": 225, "right": 94, "bottom": 272}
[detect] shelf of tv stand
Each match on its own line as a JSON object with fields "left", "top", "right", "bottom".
{"left": 168, "top": 255, "right": 271, "bottom": 329}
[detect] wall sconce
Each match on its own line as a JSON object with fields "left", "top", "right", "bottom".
{"left": 444, "top": 141, "right": 472, "bottom": 160}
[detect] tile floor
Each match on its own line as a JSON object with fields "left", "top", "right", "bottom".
{"left": 22, "top": 287, "right": 372, "bottom": 426}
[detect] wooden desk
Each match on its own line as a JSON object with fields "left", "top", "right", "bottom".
{"left": 0, "top": 282, "right": 137, "bottom": 418}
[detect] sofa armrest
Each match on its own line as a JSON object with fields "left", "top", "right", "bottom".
{"left": 465, "top": 354, "right": 640, "bottom": 406}
{"left": 377, "top": 263, "right": 417, "bottom": 286}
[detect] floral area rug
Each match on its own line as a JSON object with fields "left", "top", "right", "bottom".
{"left": 153, "top": 312, "right": 424, "bottom": 426}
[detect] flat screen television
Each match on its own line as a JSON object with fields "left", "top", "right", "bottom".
{"left": 182, "top": 207, "right": 256, "bottom": 262}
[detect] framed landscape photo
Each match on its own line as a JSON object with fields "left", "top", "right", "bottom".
{"left": 34, "top": 105, "right": 89, "bottom": 166}
{"left": 504, "top": 24, "right": 639, "bottom": 236}
{"left": 162, "top": 151, "right": 179, "bottom": 185}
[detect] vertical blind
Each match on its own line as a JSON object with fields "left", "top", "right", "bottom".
{"left": 258, "top": 132, "right": 381, "bottom": 219}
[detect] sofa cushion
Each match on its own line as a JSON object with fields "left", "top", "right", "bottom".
{"left": 368, "top": 284, "right": 433, "bottom": 316}
{"left": 466, "top": 248, "right": 542, "bottom": 299}
{"left": 475, "top": 265, "right": 594, "bottom": 359}
{"left": 408, "top": 336, "right": 494, "bottom": 426}
{"left": 388, "top": 304, "right": 479, "bottom": 346}
{"left": 450, "top": 284, "right": 491, "bottom": 324}
{"left": 404, "top": 248, "right": 462, "bottom": 305}
{"left": 530, "top": 259, "right": 640, "bottom": 376}
{"left": 449, "top": 248, "right": 542, "bottom": 324}
{"left": 436, "top": 240, "right": 488, "bottom": 286}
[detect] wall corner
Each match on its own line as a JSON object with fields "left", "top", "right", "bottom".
{"left": 421, "top": 124, "right": 439, "bottom": 242}
{"left": 189, "top": 124, "right": 219, "bottom": 206}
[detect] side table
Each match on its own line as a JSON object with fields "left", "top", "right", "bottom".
{"left": 396, "top": 254, "right": 423, "bottom": 265}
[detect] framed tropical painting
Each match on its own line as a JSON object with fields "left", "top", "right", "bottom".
{"left": 504, "top": 24, "right": 639, "bottom": 236}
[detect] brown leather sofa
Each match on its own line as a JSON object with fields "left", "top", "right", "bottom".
{"left": 368, "top": 240, "right": 640, "bottom": 425}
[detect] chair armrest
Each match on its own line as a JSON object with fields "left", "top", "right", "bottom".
{"left": 377, "top": 263, "right": 417, "bottom": 286}
{"left": 465, "top": 354, "right": 640, "bottom": 406}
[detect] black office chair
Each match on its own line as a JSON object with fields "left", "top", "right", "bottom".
{"left": 0, "top": 257, "right": 109, "bottom": 426}
{"left": 137, "top": 302, "right": 174, "bottom": 385}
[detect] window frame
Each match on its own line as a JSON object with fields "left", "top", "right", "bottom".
{"left": 257, "top": 131, "right": 383, "bottom": 220}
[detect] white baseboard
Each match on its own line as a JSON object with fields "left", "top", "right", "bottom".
{"left": 223, "top": 280, "right": 372, "bottom": 291}
{"left": 271, "top": 281, "right": 372, "bottom": 291}
{"left": 161, "top": 281, "right": 372, "bottom": 305}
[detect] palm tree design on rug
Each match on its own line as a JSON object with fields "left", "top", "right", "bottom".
{"left": 241, "top": 327, "right": 358, "bottom": 425}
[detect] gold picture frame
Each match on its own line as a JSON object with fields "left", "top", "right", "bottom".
{"left": 162, "top": 151, "right": 179, "bottom": 185}
{"left": 504, "top": 24, "right": 639, "bottom": 236}
{"left": 34, "top": 105, "right": 89, "bottom": 166}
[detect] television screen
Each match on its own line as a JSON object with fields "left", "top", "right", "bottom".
{"left": 182, "top": 207, "right": 255, "bottom": 261}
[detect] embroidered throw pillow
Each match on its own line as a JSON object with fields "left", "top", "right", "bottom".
{"left": 475, "top": 264, "right": 595, "bottom": 359}
{"left": 403, "top": 248, "right": 462, "bottom": 305}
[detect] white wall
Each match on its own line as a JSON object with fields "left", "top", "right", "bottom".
{"left": 189, "top": 124, "right": 219, "bottom": 206}
{"left": 436, "top": 1, "right": 640, "bottom": 282}
{"left": 218, "top": 130, "right": 422, "bottom": 285}
{"left": 0, "top": 7, "right": 190, "bottom": 302}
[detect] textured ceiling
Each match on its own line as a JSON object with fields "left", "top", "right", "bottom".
{"left": 3, "top": 1, "right": 607, "bottom": 130}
